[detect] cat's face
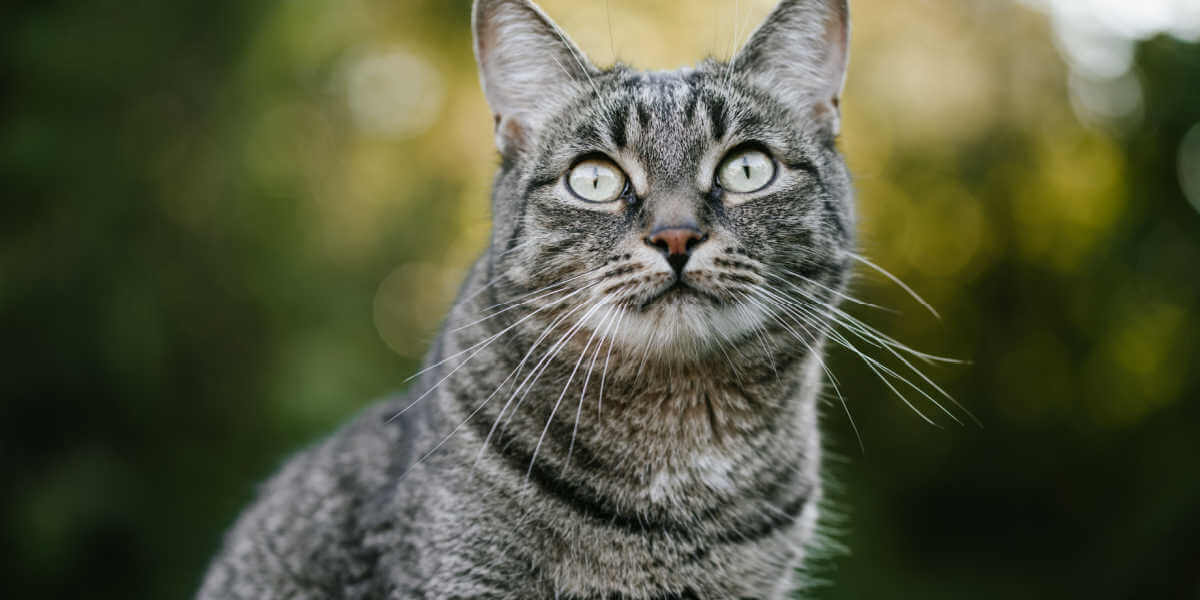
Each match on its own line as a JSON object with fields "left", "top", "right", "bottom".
{"left": 475, "top": 0, "right": 853, "bottom": 359}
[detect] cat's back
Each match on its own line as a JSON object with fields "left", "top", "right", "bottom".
{"left": 197, "top": 396, "right": 427, "bottom": 600}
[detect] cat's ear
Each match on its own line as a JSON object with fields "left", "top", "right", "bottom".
{"left": 473, "top": 0, "right": 596, "bottom": 154}
{"left": 732, "top": 0, "right": 850, "bottom": 136}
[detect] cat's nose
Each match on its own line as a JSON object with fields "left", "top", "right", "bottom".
{"left": 645, "top": 226, "right": 708, "bottom": 274}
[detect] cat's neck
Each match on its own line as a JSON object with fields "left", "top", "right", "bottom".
{"left": 422, "top": 260, "right": 825, "bottom": 519}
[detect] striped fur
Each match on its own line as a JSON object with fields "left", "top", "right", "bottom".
{"left": 199, "top": 1, "right": 855, "bottom": 597}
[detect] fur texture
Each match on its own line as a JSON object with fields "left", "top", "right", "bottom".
{"left": 199, "top": 1, "right": 855, "bottom": 597}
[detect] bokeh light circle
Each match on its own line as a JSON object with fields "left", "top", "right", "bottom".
{"left": 1179, "top": 122, "right": 1200, "bottom": 214}
{"left": 344, "top": 47, "right": 443, "bottom": 139}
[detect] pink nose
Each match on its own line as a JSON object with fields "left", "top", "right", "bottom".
{"left": 645, "top": 226, "right": 707, "bottom": 273}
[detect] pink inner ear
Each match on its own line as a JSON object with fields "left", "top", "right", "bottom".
{"left": 496, "top": 115, "right": 529, "bottom": 154}
{"left": 824, "top": 2, "right": 850, "bottom": 95}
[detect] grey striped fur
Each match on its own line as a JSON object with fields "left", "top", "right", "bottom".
{"left": 198, "top": 0, "right": 855, "bottom": 597}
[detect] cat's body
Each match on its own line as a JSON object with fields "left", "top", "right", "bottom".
{"left": 199, "top": 1, "right": 854, "bottom": 598}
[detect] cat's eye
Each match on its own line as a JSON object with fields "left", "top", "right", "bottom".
{"left": 716, "top": 148, "right": 776, "bottom": 194}
{"left": 567, "top": 158, "right": 627, "bottom": 203}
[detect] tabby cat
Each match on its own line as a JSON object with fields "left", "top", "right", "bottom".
{"left": 199, "top": 0, "right": 856, "bottom": 597}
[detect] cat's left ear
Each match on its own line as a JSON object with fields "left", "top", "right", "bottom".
{"left": 473, "top": 0, "right": 596, "bottom": 155}
{"left": 733, "top": 0, "right": 850, "bottom": 136}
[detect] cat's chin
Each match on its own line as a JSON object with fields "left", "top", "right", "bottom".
{"left": 590, "top": 294, "right": 768, "bottom": 361}
{"left": 634, "top": 282, "right": 711, "bottom": 309}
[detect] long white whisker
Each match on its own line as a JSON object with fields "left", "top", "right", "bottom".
{"left": 413, "top": 302, "right": 600, "bottom": 480}
{"left": 528, "top": 303, "right": 614, "bottom": 481}
{"left": 597, "top": 307, "right": 625, "bottom": 422}
{"left": 725, "top": 0, "right": 743, "bottom": 85}
{"left": 565, "top": 305, "right": 619, "bottom": 473}
{"left": 397, "top": 279, "right": 599, "bottom": 403}
{"left": 775, "top": 286, "right": 969, "bottom": 417}
{"left": 500, "top": 299, "right": 606, "bottom": 440}
{"left": 847, "top": 253, "right": 941, "bottom": 320}
{"left": 549, "top": 24, "right": 600, "bottom": 97}
{"left": 814, "top": 304, "right": 979, "bottom": 426}
{"left": 706, "top": 311, "right": 747, "bottom": 389}
{"left": 740, "top": 289, "right": 863, "bottom": 450}
{"left": 751, "top": 285, "right": 945, "bottom": 426}
{"left": 605, "top": 0, "right": 616, "bottom": 64}
{"left": 771, "top": 268, "right": 897, "bottom": 313}
{"left": 632, "top": 315, "right": 660, "bottom": 385}
{"left": 826, "top": 303, "right": 965, "bottom": 365}
{"left": 477, "top": 300, "right": 596, "bottom": 463}
{"left": 768, "top": 289, "right": 951, "bottom": 426}
{"left": 459, "top": 267, "right": 605, "bottom": 332}
{"left": 520, "top": 302, "right": 609, "bottom": 480}
{"left": 768, "top": 271, "right": 963, "bottom": 365}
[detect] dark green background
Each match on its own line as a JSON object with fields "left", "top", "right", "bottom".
{"left": 2, "top": 0, "right": 1198, "bottom": 598}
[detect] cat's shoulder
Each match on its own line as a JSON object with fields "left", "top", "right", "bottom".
{"left": 196, "top": 394, "right": 425, "bottom": 599}
{"left": 259, "top": 394, "right": 424, "bottom": 506}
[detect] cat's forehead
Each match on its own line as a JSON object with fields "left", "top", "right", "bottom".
{"left": 554, "top": 66, "right": 754, "bottom": 178}
{"left": 610, "top": 65, "right": 724, "bottom": 103}
{"left": 615, "top": 67, "right": 693, "bottom": 88}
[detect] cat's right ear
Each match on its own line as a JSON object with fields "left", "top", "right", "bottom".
{"left": 473, "top": 0, "right": 595, "bottom": 155}
{"left": 732, "top": 0, "right": 850, "bottom": 136}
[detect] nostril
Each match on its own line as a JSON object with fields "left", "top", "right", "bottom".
{"left": 645, "top": 227, "right": 707, "bottom": 258}
{"left": 646, "top": 236, "right": 671, "bottom": 255}
{"left": 645, "top": 227, "right": 708, "bottom": 274}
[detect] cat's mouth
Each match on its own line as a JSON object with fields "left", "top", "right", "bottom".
{"left": 638, "top": 279, "right": 720, "bottom": 310}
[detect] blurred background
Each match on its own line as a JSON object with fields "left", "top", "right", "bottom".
{"left": 2, "top": 0, "right": 1199, "bottom": 597}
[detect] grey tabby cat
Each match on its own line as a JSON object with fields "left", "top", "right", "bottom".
{"left": 199, "top": 0, "right": 854, "bottom": 597}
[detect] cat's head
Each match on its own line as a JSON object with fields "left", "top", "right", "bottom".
{"left": 473, "top": 0, "right": 854, "bottom": 360}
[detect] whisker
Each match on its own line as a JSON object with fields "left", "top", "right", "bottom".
{"left": 750, "top": 285, "right": 947, "bottom": 427}
{"left": 738, "top": 299, "right": 778, "bottom": 380}
{"left": 706, "top": 311, "right": 747, "bottom": 389}
{"left": 548, "top": 22, "right": 600, "bottom": 97}
{"left": 566, "top": 305, "right": 620, "bottom": 473}
{"left": 770, "top": 268, "right": 897, "bottom": 314}
{"left": 498, "top": 298, "right": 609, "bottom": 443}
{"left": 399, "top": 296, "right": 603, "bottom": 480}
{"left": 605, "top": 0, "right": 616, "bottom": 64}
{"left": 824, "top": 304, "right": 966, "bottom": 365}
{"left": 770, "top": 272, "right": 961, "bottom": 365}
{"left": 596, "top": 307, "right": 626, "bottom": 423}
{"left": 529, "top": 303, "right": 615, "bottom": 481}
{"left": 766, "top": 288, "right": 952, "bottom": 426}
{"left": 814, "top": 305, "right": 980, "bottom": 426}
{"left": 847, "top": 252, "right": 941, "bottom": 320}
{"left": 632, "top": 316, "right": 661, "bottom": 385}
{"left": 725, "top": 0, "right": 743, "bottom": 85}
{"left": 517, "top": 302, "right": 609, "bottom": 482}
{"left": 739, "top": 289, "right": 863, "bottom": 451}
{"left": 477, "top": 300, "right": 597, "bottom": 464}
{"left": 400, "top": 280, "right": 599, "bottom": 389}
{"left": 460, "top": 266, "right": 605, "bottom": 332}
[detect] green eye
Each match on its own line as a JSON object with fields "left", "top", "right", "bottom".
{"left": 717, "top": 148, "right": 775, "bottom": 194}
{"left": 567, "top": 158, "right": 626, "bottom": 203}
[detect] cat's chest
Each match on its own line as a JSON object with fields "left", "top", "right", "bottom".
{"left": 422, "top": 503, "right": 810, "bottom": 599}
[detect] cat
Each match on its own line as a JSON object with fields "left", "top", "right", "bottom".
{"left": 198, "top": 0, "right": 855, "bottom": 597}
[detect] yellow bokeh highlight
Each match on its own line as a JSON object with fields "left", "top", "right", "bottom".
{"left": 1087, "top": 297, "right": 1188, "bottom": 428}
{"left": 1014, "top": 132, "right": 1126, "bottom": 271}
